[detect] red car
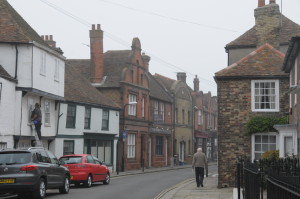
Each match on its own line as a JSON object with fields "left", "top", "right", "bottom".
{"left": 59, "top": 154, "right": 110, "bottom": 188}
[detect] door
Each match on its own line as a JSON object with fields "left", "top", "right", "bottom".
{"left": 93, "top": 157, "right": 105, "bottom": 181}
{"left": 86, "top": 155, "right": 99, "bottom": 181}
{"left": 47, "top": 151, "right": 65, "bottom": 187}
{"left": 148, "top": 137, "right": 151, "bottom": 168}
{"left": 179, "top": 142, "right": 185, "bottom": 162}
{"left": 284, "top": 136, "right": 293, "bottom": 157}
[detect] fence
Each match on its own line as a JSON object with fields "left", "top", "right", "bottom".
{"left": 236, "top": 156, "right": 300, "bottom": 199}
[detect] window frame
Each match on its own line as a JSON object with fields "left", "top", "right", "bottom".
{"left": 198, "top": 110, "right": 203, "bottom": 125}
{"left": 251, "top": 80, "right": 279, "bottom": 112}
{"left": 63, "top": 140, "right": 75, "bottom": 155}
{"left": 44, "top": 100, "right": 50, "bottom": 126}
{"left": 127, "top": 134, "right": 136, "bottom": 158}
{"left": 251, "top": 133, "right": 278, "bottom": 160}
{"left": 54, "top": 59, "right": 59, "bottom": 82}
{"left": 128, "top": 94, "right": 137, "bottom": 116}
{"left": 160, "top": 102, "right": 165, "bottom": 121}
{"left": 155, "top": 136, "right": 163, "bottom": 156}
{"left": 102, "top": 109, "right": 109, "bottom": 130}
{"left": 84, "top": 107, "right": 91, "bottom": 129}
{"left": 66, "top": 104, "right": 76, "bottom": 128}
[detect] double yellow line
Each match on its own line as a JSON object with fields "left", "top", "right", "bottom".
{"left": 154, "top": 178, "right": 194, "bottom": 199}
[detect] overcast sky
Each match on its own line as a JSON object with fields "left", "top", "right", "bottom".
{"left": 7, "top": 0, "right": 300, "bottom": 95}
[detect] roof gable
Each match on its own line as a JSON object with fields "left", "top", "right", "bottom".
{"left": 216, "top": 43, "right": 287, "bottom": 77}
{"left": 0, "top": 0, "right": 49, "bottom": 47}
{"left": 146, "top": 72, "right": 172, "bottom": 102}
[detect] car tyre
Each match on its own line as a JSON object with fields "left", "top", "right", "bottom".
{"left": 84, "top": 174, "right": 92, "bottom": 188}
{"left": 103, "top": 173, "right": 110, "bottom": 185}
{"left": 31, "top": 178, "right": 46, "bottom": 199}
{"left": 59, "top": 175, "right": 70, "bottom": 194}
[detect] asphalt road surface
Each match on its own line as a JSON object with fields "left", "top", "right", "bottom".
{"left": 2, "top": 164, "right": 217, "bottom": 199}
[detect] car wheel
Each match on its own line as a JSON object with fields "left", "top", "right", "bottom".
{"left": 59, "top": 175, "right": 70, "bottom": 194}
{"left": 103, "top": 173, "right": 110, "bottom": 185}
{"left": 31, "top": 178, "right": 46, "bottom": 199}
{"left": 84, "top": 175, "right": 92, "bottom": 188}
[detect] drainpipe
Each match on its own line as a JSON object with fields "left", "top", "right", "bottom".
{"left": 14, "top": 44, "right": 18, "bottom": 79}
{"left": 56, "top": 103, "right": 63, "bottom": 136}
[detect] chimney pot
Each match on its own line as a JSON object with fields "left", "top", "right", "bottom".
{"left": 269, "top": 0, "right": 275, "bottom": 4}
{"left": 45, "top": 35, "right": 49, "bottom": 41}
{"left": 41, "top": 35, "right": 44, "bottom": 40}
{"left": 97, "top": 24, "right": 101, "bottom": 30}
{"left": 50, "top": 35, "right": 53, "bottom": 41}
{"left": 258, "top": 0, "right": 265, "bottom": 7}
{"left": 92, "top": 24, "right": 95, "bottom": 30}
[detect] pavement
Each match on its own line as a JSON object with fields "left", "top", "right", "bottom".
{"left": 111, "top": 162, "right": 234, "bottom": 199}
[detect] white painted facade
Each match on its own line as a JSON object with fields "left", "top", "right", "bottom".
{"left": 54, "top": 103, "right": 119, "bottom": 172}
{"left": 0, "top": 42, "right": 65, "bottom": 149}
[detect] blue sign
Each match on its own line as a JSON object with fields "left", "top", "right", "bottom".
{"left": 122, "top": 130, "right": 126, "bottom": 141}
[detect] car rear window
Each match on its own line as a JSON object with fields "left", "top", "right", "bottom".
{"left": 60, "top": 156, "right": 82, "bottom": 164}
{"left": 0, "top": 152, "right": 31, "bottom": 165}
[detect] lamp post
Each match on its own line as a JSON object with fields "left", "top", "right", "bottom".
{"left": 120, "top": 101, "right": 137, "bottom": 173}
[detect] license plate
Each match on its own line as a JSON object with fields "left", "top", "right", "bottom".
{"left": 70, "top": 176, "right": 73, "bottom": 180}
{"left": 0, "top": 179, "right": 15, "bottom": 184}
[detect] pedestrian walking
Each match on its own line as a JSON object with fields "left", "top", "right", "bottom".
{"left": 31, "top": 103, "right": 42, "bottom": 140}
{"left": 192, "top": 147, "right": 208, "bottom": 188}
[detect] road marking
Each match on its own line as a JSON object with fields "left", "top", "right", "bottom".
{"left": 154, "top": 178, "right": 194, "bottom": 199}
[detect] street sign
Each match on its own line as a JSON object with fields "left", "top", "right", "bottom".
{"left": 122, "top": 130, "right": 126, "bottom": 141}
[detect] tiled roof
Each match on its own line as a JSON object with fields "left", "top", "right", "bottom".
{"left": 215, "top": 43, "right": 287, "bottom": 78}
{"left": 153, "top": 73, "right": 176, "bottom": 92}
{"left": 0, "top": 65, "right": 15, "bottom": 81}
{"left": 226, "top": 15, "right": 300, "bottom": 49}
{"left": 64, "top": 63, "right": 120, "bottom": 109}
{"left": 0, "top": 0, "right": 56, "bottom": 49}
{"left": 146, "top": 72, "right": 172, "bottom": 102}
{"left": 282, "top": 33, "right": 300, "bottom": 72}
{"left": 67, "top": 50, "right": 131, "bottom": 88}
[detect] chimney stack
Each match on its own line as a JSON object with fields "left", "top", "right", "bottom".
{"left": 193, "top": 75, "right": 199, "bottom": 92}
{"left": 89, "top": 24, "right": 104, "bottom": 83}
{"left": 254, "top": 2, "right": 280, "bottom": 49}
{"left": 177, "top": 72, "right": 186, "bottom": 83}
{"left": 142, "top": 52, "right": 150, "bottom": 72}
{"left": 258, "top": 0, "right": 265, "bottom": 7}
{"left": 41, "top": 35, "right": 56, "bottom": 48}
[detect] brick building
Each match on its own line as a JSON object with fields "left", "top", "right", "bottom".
{"left": 154, "top": 73, "right": 193, "bottom": 164}
{"left": 215, "top": 0, "right": 300, "bottom": 187}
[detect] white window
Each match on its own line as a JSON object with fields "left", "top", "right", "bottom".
{"left": 44, "top": 100, "right": 50, "bottom": 125}
{"left": 28, "top": 97, "right": 34, "bottom": 123}
{"left": 160, "top": 102, "right": 164, "bottom": 121}
{"left": 198, "top": 110, "right": 203, "bottom": 125}
{"left": 127, "top": 134, "right": 136, "bottom": 158}
{"left": 142, "top": 97, "right": 145, "bottom": 118}
{"left": 252, "top": 133, "right": 277, "bottom": 160}
{"left": 154, "top": 101, "right": 159, "bottom": 115}
{"left": 128, "top": 94, "right": 137, "bottom": 116}
{"left": 40, "top": 52, "right": 46, "bottom": 75}
{"left": 54, "top": 59, "right": 59, "bottom": 81}
{"left": 251, "top": 80, "right": 279, "bottom": 112}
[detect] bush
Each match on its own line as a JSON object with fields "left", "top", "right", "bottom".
{"left": 261, "top": 150, "right": 279, "bottom": 160}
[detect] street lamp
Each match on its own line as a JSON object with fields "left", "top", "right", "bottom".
{"left": 119, "top": 101, "right": 137, "bottom": 173}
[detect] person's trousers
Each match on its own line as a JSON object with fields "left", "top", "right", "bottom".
{"left": 34, "top": 123, "right": 42, "bottom": 140}
{"left": 195, "top": 167, "right": 204, "bottom": 187}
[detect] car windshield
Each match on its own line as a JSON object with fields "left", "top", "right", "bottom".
{"left": 0, "top": 152, "right": 31, "bottom": 164}
{"left": 60, "top": 156, "right": 82, "bottom": 164}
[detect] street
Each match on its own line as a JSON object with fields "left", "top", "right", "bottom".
{"left": 1, "top": 164, "right": 217, "bottom": 199}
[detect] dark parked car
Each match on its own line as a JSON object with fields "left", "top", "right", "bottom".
{"left": 59, "top": 154, "right": 110, "bottom": 187}
{"left": 0, "top": 147, "right": 70, "bottom": 199}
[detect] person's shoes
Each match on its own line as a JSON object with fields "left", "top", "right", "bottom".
{"left": 197, "top": 183, "right": 200, "bottom": 188}
{"left": 201, "top": 184, "right": 203, "bottom": 187}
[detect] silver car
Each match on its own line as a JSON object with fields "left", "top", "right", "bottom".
{"left": 0, "top": 147, "right": 70, "bottom": 199}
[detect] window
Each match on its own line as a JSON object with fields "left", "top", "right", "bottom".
{"left": 188, "top": 111, "right": 191, "bottom": 124}
{"left": 36, "top": 150, "right": 50, "bottom": 163}
{"left": 182, "top": 109, "right": 185, "bottom": 124}
{"left": 128, "top": 94, "right": 137, "bottom": 116}
{"left": 54, "top": 59, "right": 59, "bottom": 81}
{"left": 87, "top": 140, "right": 112, "bottom": 165}
{"left": 253, "top": 134, "right": 277, "bottom": 160}
{"left": 160, "top": 103, "right": 164, "bottom": 121}
{"left": 251, "top": 80, "right": 279, "bottom": 112}
{"left": 142, "top": 97, "right": 145, "bottom": 118}
{"left": 44, "top": 100, "right": 50, "bottom": 125}
{"left": 28, "top": 97, "right": 34, "bottom": 123}
{"left": 127, "top": 134, "right": 136, "bottom": 158}
{"left": 63, "top": 140, "right": 74, "bottom": 155}
{"left": 156, "top": 136, "right": 163, "bottom": 155}
{"left": 0, "top": 142, "right": 6, "bottom": 150}
{"left": 175, "top": 108, "right": 178, "bottom": 123}
{"left": 66, "top": 104, "right": 76, "bottom": 128}
{"left": 47, "top": 151, "right": 59, "bottom": 164}
{"left": 86, "top": 155, "right": 95, "bottom": 163}
{"left": 102, "top": 110, "right": 109, "bottom": 130}
{"left": 84, "top": 107, "right": 91, "bottom": 129}
{"left": 40, "top": 51, "right": 46, "bottom": 75}
{"left": 154, "top": 101, "right": 159, "bottom": 115}
{"left": 198, "top": 110, "right": 203, "bottom": 125}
